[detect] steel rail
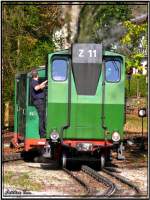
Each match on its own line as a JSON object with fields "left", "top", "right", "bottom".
{"left": 81, "top": 165, "right": 116, "bottom": 196}
{"left": 63, "top": 167, "right": 91, "bottom": 195}
{"left": 104, "top": 166, "right": 121, "bottom": 173}
{"left": 102, "top": 168, "right": 141, "bottom": 194}
{"left": 63, "top": 166, "right": 117, "bottom": 197}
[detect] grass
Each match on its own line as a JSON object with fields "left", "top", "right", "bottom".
{"left": 124, "top": 114, "right": 148, "bottom": 133}
{"left": 4, "top": 171, "right": 44, "bottom": 191}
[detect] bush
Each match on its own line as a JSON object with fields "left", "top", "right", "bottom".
{"left": 125, "top": 74, "right": 148, "bottom": 97}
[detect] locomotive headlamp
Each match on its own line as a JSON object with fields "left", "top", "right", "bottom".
{"left": 112, "top": 131, "right": 120, "bottom": 142}
{"left": 138, "top": 108, "right": 146, "bottom": 117}
{"left": 50, "top": 130, "right": 59, "bottom": 141}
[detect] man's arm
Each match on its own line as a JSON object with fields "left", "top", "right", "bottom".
{"left": 34, "top": 80, "right": 48, "bottom": 91}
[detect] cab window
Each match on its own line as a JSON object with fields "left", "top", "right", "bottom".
{"left": 52, "top": 59, "right": 68, "bottom": 81}
{"left": 105, "top": 59, "right": 121, "bottom": 82}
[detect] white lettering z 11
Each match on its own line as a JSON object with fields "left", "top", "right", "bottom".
{"left": 88, "top": 50, "right": 97, "bottom": 57}
{"left": 78, "top": 49, "right": 84, "bottom": 57}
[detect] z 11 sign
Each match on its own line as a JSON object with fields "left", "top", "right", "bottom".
{"left": 72, "top": 43, "right": 102, "bottom": 64}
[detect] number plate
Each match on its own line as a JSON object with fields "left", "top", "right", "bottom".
{"left": 72, "top": 43, "right": 102, "bottom": 64}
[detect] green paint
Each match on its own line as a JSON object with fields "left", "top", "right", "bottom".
{"left": 47, "top": 103, "right": 124, "bottom": 140}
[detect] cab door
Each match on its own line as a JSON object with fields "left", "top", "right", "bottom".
{"left": 103, "top": 57, "right": 125, "bottom": 139}
{"left": 46, "top": 55, "right": 69, "bottom": 138}
{"left": 15, "top": 74, "right": 27, "bottom": 138}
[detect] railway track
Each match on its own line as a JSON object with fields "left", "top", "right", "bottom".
{"left": 63, "top": 165, "right": 116, "bottom": 197}
{"left": 101, "top": 168, "right": 141, "bottom": 197}
{"left": 63, "top": 165, "right": 141, "bottom": 197}
{"left": 3, "top": 158, "right": 144, "bottom": 197}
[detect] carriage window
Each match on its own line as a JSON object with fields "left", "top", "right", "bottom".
{"left": 52, "top": 59, "right": 68, "bottom": 81}
{"left": 105, "top": 60, "right": 121, "bottom": 82}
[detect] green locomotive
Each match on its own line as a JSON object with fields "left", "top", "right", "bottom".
{"left": 13, "top": 43, "right": 125, "bottom": 168}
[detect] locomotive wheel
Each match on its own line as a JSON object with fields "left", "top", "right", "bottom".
{"left": 62, "top": 152, "right": 67, "bottom": 168}
{"left": 100, "top": 154, "right": 105, "bottom": 169}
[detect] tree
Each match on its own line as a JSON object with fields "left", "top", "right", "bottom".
{"left": 2, "top": 3, "right": 62, "bottom": 127}
{"left": 120, "top": 21, "right": 147, "bottom": 72}
{"left": 77, "top": 3, "right": 132, "bottom": 49}
{"left": 119, "top": 20, "right": 147, "bottom": 98}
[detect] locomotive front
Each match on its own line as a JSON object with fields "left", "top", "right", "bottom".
{"left": 45, "top": 43, "right": 125, "bottom": 169}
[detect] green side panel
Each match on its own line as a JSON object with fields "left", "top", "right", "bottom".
{"left": 26, "top": 106, "right": 39, "bottom": 139}
{"left": 104, "top": 104, "right": 124, "bottom": 140}
{"left": 46, "top": 103, "right": 67, "bottom": 134}
{"left": 103, "top": 79, "right": 125, "bottom": 140}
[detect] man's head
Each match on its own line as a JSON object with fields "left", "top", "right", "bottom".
{"left": 31, "top": 69, "right": 38, "bottom": 79}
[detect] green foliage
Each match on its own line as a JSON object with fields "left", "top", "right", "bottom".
{"left": 2, "top": 4, "right": 62, "bottom": 107}
{"left": 77, "top": 4, "right": 132, "bottom": 48}
{"left": 120, "top": 21, "right": 147, "bottom": 71}
{"left": 121, "top": 21, "right": 147, "bottom": 48}
{"left": 125, "top": 53, "right": 145, "bottom": 72}
{"left": 2, "top": 4, "right": 63, "bottom": 128}
{"left": 125, "top": 74, "right": 148, "bottom": 97}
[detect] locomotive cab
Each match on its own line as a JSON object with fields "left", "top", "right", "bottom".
{"left": 14, "top": 66, "right": 47, "bottom": 151}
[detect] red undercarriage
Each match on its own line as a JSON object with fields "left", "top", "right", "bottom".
{"left": 11, "top": 133, "right": 113, "bottom": 152}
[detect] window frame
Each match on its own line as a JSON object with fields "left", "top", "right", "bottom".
{"left": 104, "top": 57, "right": 122, "bottom": 83}
{"left": 51, "top": 57, "right": 68, "bottom": 82}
